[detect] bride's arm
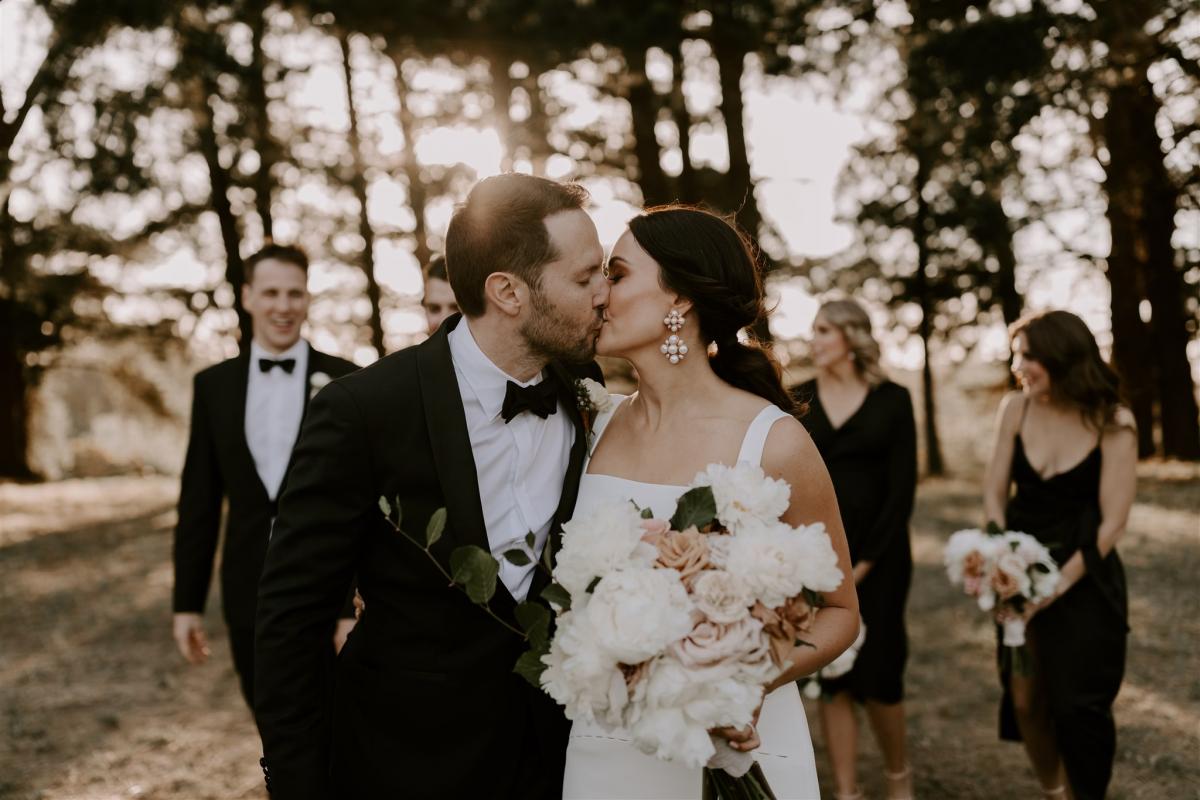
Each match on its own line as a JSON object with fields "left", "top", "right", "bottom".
{"left": 761, "top": 416, "right": 860, "bottom": 692}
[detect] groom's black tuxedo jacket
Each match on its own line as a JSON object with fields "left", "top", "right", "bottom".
{"left": 254, "top": 315, "right": 603, "bottom": 800}
{"left": 174, "top": 344, "right": 358, "bottom": 630}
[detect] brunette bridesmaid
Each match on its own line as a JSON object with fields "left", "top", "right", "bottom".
{"left": 982, "top": 310, "right": 1136, "bottom": 800}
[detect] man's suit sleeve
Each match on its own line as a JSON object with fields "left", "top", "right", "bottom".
{"left": 254, "top": 380, "right": 372, "bottom": 799}
{"left": 173, "top": 373, "right": 223, "bottom": 614}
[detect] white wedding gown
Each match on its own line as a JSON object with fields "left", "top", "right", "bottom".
{"left": 562, "top": 396, "right": 822, "bottom": 800}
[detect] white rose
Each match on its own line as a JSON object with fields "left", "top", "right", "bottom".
{"left": 691, "top": 463, "right": 791, "bottom": 532}
{"left": 586, "top": 568, "right": 695, "bottom": 665}
{"left": 540, "top": 601, "right": 627, "bottom": 725}
{"left": 554, "top": 501, "right": 656, "bottom": 599}
{"left": 690, "top": 570, "right": 753, "bottom": 624}
{"left": 579, "top": 378, "right": 612, "bottom": 412}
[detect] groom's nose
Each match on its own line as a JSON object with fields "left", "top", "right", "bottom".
{"left": 593, "top": 275, "right": 611, "bottom": 309}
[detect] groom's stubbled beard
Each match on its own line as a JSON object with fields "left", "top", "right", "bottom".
{"left": 522, "top": 284, "right": 603, "bottom": 365}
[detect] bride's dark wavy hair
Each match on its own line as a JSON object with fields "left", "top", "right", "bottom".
{"left": 628, "top": 205, "right": 795, "bottom": 414}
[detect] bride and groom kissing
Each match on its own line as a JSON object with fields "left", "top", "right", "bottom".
{"left": 254, "top": 173, "right": 859, "bottom": 799}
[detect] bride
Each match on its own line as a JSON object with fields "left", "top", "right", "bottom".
{"left": 562, "top": 206, "right": 860, "bottom": 799}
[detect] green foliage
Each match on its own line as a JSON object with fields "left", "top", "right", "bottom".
{"left": 668, "top": 486, "right": 717, "bottom": 532}
{"left": 449, "top": 545, "right": 500, "bottom": 604}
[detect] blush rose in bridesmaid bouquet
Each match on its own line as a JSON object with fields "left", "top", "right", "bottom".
{"left": 536, "top": 462, "right": 845, "bottom": 800}
{"left": 944, "top": 523, "right": 1061, "bottom": 667}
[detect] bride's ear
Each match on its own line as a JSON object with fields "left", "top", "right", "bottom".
{"left": 670, "top": 296, "right": 694, "bottom": 319}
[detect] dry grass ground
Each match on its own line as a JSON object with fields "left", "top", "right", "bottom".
{"left": 1, "top": 464, "right": 1196, "bottom": 800}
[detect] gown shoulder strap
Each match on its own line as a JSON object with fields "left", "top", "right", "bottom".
{"left": 736, "top": 404, "right": 792, "bottom": 467}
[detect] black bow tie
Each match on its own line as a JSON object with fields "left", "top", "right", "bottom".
{"left": 501, "top": 379, "right": 558, "bottom": 423}
{"left": 259, "top": 357, "right": 296, "bottom": 374}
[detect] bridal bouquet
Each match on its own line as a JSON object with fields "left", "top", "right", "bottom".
{"left": 943, "top": 524, "right": 1060, "bottom": 663}
{"left": 535, "top": 463, "right": 844, "bottom": 800}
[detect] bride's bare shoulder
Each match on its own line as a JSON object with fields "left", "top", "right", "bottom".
{"left": 761, "top": 414, "right": 825, "bottom": 483}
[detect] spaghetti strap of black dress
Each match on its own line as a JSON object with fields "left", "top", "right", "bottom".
{"left": 1000, "top": 403, "right": 1129, "bottom": 800}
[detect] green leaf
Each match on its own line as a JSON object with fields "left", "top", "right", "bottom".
{"left": 542, "top": 538, "right": 554, "bottom": 571}
{"left": 986, "top": 520, "right": 1003, "bottom": 536}
{"left": 393, "top": 496, "right": 402, "bottom": 528}
{"left": 513, "top": 646, "right": 549, "bottom": 689}
{"left": 585, "top": 576, "right": 602, "bottom": 594}
{"left": 503, "top": 548, "right": 532, "bottom": 567}
{"left": 640, "top": 506, "right": 655, "bottom": 520}
{"left": 669, "top": 486, "right": 717, "bottom": 532}
{"left": 515, "top": 602, "right": 551, "bottom": 649}
{"left": 540, "top": 583, "right": 572, "bottom": 611}
{"left": 425, "top": 507, "right": 447, "bottom": 547}
{"left": 449, "top": 545, "right": 499, "bottom": 604}
{"left": 378, "top": 496, "right": 392, "bottom": 518}
{"left": 525, "top": 531, "right": 536, "bottom": 550}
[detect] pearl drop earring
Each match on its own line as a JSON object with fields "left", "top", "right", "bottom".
{"left": 660, "top": 309, "right": 689, "bottom": 364}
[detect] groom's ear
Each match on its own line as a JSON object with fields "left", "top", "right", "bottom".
{"left": 483, "top": 271, "right": 525, "bottom": 317}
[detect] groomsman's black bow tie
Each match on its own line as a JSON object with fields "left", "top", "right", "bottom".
{"left": 259, "top": 357, "right": 297, "bottom": 374}
{"left": 501, "top": 379, "right": 558, "bottom": 423}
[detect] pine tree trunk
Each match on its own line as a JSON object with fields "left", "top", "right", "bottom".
{"left": 194, "top": 76, "right": 253, "bottom": 349}
{"left": 248, "top": 0, "right": 277, "bottom": 240}
{"left": 668, "top": 40, "right": 697, "bottom": 203}
{"left": 0, "top": 196, "right": 33, "bottom": 479}
{"left": 388, "top": 49, "right": 432, "bottom": 270}
{"left": 487, "top": 54, "right": 515, "bottom": 172}
{"left": 625, "top": 46, "right": 671, "bottom": 207}
{"left": 913, "top": 148, "right": 945, "bottom": 475}
{"left": 339, "top": 31, "right": 385, "bottom": 358}
{"left": 1106, "top": 75, "right": 1199, "bottom": 459}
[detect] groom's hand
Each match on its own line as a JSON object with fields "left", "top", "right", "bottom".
{"left": 332, "top": 618, "right": 356, "bottom": 654}
{"left": 172, "top": 612, "right": 210, "bottom": 664}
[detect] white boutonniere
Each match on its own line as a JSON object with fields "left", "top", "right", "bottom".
{"left": 309, "top": 371, "right": 331, "bottom": 399}
{"left": 574, "top": 378, "right": 611, "bottom": 454}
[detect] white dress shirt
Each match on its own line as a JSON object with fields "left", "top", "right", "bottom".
{"left": 448, "top": 321, "right": 574, "bottom": 602}
{"left": 245, "top": 338, "right": 309, "bottom": 501}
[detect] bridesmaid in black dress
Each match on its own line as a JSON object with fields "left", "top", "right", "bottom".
{"left": 792, "top": 299, "right": 916, "bottom": 800}
{"left": 982, "top": 310, "right": 1136, "bottom": 800}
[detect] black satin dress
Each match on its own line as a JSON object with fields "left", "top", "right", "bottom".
{"left": 795, "top": 379, "right": 916, "bottom": 704}
{"left": 1000, "top": 425, "right": 1129, "bottom": 800}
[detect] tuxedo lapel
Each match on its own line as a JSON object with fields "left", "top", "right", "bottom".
{"left": 230, "top": 351, "right": 270, "bottom": 501}
{"left": 529, "top": 364, "right": 587, "bottom": 602}
{"left": 415, "top": 317, "right": 493, "bottom": 561}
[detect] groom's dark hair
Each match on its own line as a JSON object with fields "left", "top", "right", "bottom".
{"left": 445, "top": 174, "right": 589, "bottom": 317}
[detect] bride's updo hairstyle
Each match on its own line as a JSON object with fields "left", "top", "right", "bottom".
{"left": 628, "top": 205, "right": 795, "bottom": 414}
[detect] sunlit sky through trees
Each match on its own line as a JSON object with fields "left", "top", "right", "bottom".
{"left": 3, "top": 0, "right": 1197, "bottom": 374}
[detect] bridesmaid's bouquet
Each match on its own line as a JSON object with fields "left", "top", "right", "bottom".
{"left": 534, "top": 463, "right": 845, "bottom": 800}
{"left": 797, "top": 617, "right": 866, "bottom": 699}
{"left": 943, "top": 524, "right": 1060, "bottom": 663}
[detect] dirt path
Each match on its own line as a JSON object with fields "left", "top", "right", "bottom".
{"left": 2, "top": 468, "right": 1196, "bottom": 799}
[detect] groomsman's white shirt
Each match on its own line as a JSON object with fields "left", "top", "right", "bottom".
{"left": 245, "top": 338, "right": 309, "bottom": 500}
{"left": 449, "top": 321, "right": 573, "bottom": 603}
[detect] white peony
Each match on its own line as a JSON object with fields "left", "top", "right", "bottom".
{"left": 691, "top": 462, "right": 791, "bottom": 532}
{"left": 943, "top": 529, "right": 999, "bottom": 584}
{"left": 554, "top": 501, "right": 656, "bottom": 599}
{"left": 690, "top": 570, "right": 753, "bottom": 624}
{"left": 540, "top": 600, "right": 627, "bottom": 725}
{"left": 723, "top": 521, "right": 843, "bottom": 608}
{"left": 628, "top": 706, "right": 716, "bottom": 768}
{"left": 586, "top": 568, "right": 695, "bottom": 665}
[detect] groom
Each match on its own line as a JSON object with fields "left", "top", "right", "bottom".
{"left": 254, "top": 174, "right": 609, "bottom": 799}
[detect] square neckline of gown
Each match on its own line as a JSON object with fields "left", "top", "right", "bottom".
{"left": 582, "top": 394, "right": 780, "bottom": 488}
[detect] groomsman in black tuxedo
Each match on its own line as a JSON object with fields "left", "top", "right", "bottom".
{"left": 172, "top": 243, "right": 358, "bottom": 707}
{"left": 254, "top": 174, "right": 609, "bottom": 799}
